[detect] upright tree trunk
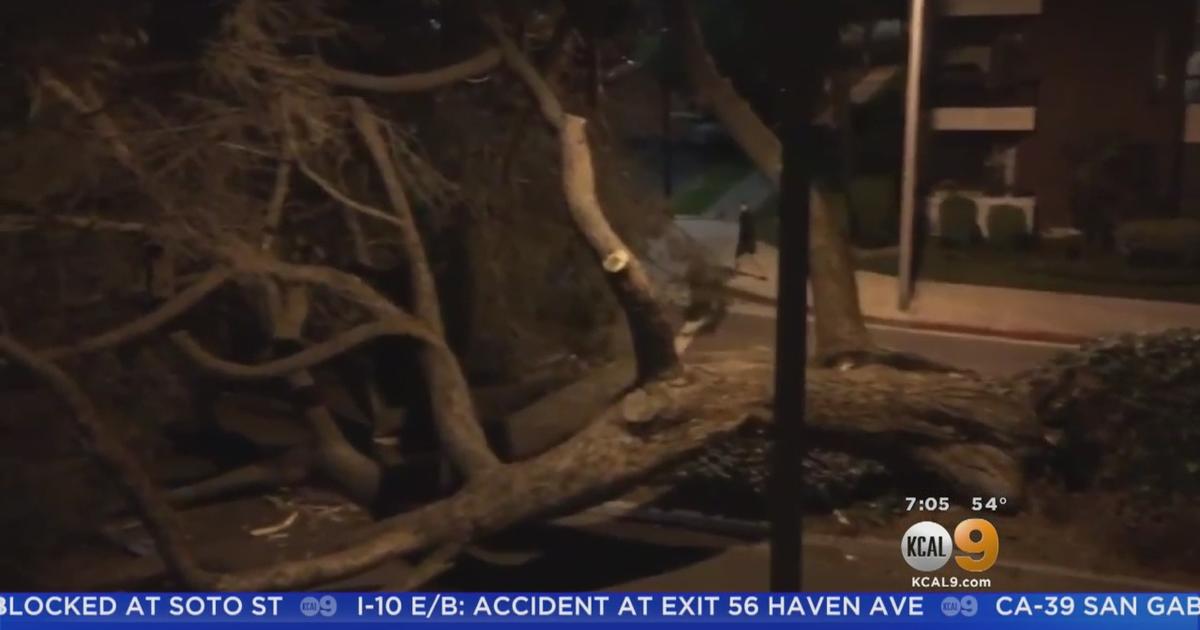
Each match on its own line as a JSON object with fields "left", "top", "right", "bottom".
{"left": 668, "top": 1, "right": 871, "bottom": 358}
{"left": 831, "top": 71, "right": 860, "bottom": 240}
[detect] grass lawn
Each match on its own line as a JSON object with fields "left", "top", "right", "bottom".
{"left": 671, "top": 161, "right": 753, "bottom": 216}
{"left": 856, "top": 243, "right": 1200, "bottom": 305}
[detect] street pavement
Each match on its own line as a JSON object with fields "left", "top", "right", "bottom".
{"left": 691, "top": 308, "right": 1067, "bottom": 378}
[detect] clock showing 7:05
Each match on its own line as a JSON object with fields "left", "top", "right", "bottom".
{"left": 905, "top": 497, "right": 951, "bottom": 512}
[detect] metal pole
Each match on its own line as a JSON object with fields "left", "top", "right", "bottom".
{"left": 768, "top": 1, "right": 836, "bottom": 594}
{"left": 898, "top": 0, "right": 929, "bottom": 310}
{"left": 661, "top": 13, "right": 675, "bottom": 199}
{"left": 769, "top": 124, "right": 811, "bottom": 593}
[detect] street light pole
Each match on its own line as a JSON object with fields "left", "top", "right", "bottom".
{"left": 898, "top": 0, "right": 930, "bottom": 310}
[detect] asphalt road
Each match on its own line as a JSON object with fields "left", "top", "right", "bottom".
{"left": 689, "top": 306, "right": 1069, "bottom": 378}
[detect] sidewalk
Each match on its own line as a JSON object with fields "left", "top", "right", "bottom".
{"left": 672, "top": 217, "right": 1200, "bottom": 344}
{"left": 703, "top": 171, "right": 775, "bottom": 220}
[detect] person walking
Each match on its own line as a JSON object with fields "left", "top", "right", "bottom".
{"left": 735, "top": 203, "right": 766, "bottom": 277}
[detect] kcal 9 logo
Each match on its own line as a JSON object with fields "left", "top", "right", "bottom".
{"left": 901, "top": 519, "right": 999, "bottom": 573}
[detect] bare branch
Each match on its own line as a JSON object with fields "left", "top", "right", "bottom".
{"left": 295, "top": 157, "right": 411, "bottom": 231}
{"left": 168, "top": 319, "right": 441, "bottom": 380}
{"left": 347, "top": 100, "right": 443, "bottom": 332}
{"left": 0, "top": 215, "right": 150, "bottom": 235}
{"left": 486, "top": 17, "right": 680, "bottom": 381}
{"left": 389, "top": 543, "right": 464, "bottom": 592}
{"left": 165, "top": 449, "right": 313, "bottom": 508}
{"left": 319, "top": 48, "right": 502, "bottom": 93}
{"left": 0, "top": 336, "right": 216, "bottom": 589}
{"left": 348, "top": 98, "right": 499, "bottom": 479}
{"left": 40, "top": 72, "right": 138, "bottom": 171}
{"left": 260, "top": 159, "right": 294, "bottom": 253}
{"left": 484, "top": 17, "right": 565, "bottom": 128}
{"left": 42, "top": 270, "right": 234, "bottom": 361}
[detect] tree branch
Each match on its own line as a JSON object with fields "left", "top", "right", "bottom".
{"left": 485, "top": 17, "right": 565, "bottom": 129}
{"left": 0, "top": 336, "right": 216, "bottom": 589}
{"left": 348, "top": 98, "right": 499, "bottom": 480}
{"left": 0, "top": 215, "right": 151, "bottom": 235}
{"left": 260, "top": 160, "right": 294, "bottom": 254}
{"left": 295, "top": 157, "right": 412, "bottom": 231}
{"left": 486, "top": 16, "right": 681, "bottom": 382}
{"left": 42, "top": 270, "right": 233, "bottom": 361}
{"left": 168, "top": 319, "right": 440, "bottom": 380}
{"left": 319, "top": 48, "right": 503, "bottom": 93}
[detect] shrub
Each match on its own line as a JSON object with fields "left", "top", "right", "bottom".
{"left": 1115, "top": 219, "right": 1200, "bottom": 267}
{"left": 1027, "top": 329, "right": 1200, "bottom": 569}
{"left": 938, "top": 194, "right": 979, "bottom": 247}
{"left": 987, "top": 204, "right": 1030, "bottom": 250}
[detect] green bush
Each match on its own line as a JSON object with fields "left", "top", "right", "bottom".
{"left": 986, "top": 204, "right": 1030, "bottom": 250}
{"left": 1115, "top": 219, "right": 1200, "bottom": 267}
{"left": 849, "top": 176, "right": 899, "bottom": 247}
{"left": 939, "top": 195, "right": 979, "bottom": 247}
{"left": 1028, "top": 329, "right": 1200, "bottom": 568}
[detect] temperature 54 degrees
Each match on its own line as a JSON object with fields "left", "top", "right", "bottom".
{"left": 971, "top": 497, "right": 1008, "bottom": 511}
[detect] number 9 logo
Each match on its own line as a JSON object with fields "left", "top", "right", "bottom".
{"left": 954, "top": 518, "right": 999, "bottom": 572}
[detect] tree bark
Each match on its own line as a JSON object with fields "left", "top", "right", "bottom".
{"left": 668, "top": 1, "right": 871, "bottom": 357}
{"left": 805, "top": 366, "right": 1034, "bottom": 505}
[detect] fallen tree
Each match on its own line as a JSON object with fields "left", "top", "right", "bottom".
{"left": 0, "top": 1, "right": 1046, "bottom": 591}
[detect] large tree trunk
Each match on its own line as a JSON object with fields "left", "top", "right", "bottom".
{"left": 668, "top": 1, "right": 871, "bottom": 358}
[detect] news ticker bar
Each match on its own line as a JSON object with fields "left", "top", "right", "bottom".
{"left": 0, "top": 593, "right": 1199, "bottom": 627}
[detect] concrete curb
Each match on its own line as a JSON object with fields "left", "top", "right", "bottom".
{"left": 723, "top": 285, "right": 1090, "bottom": 346}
